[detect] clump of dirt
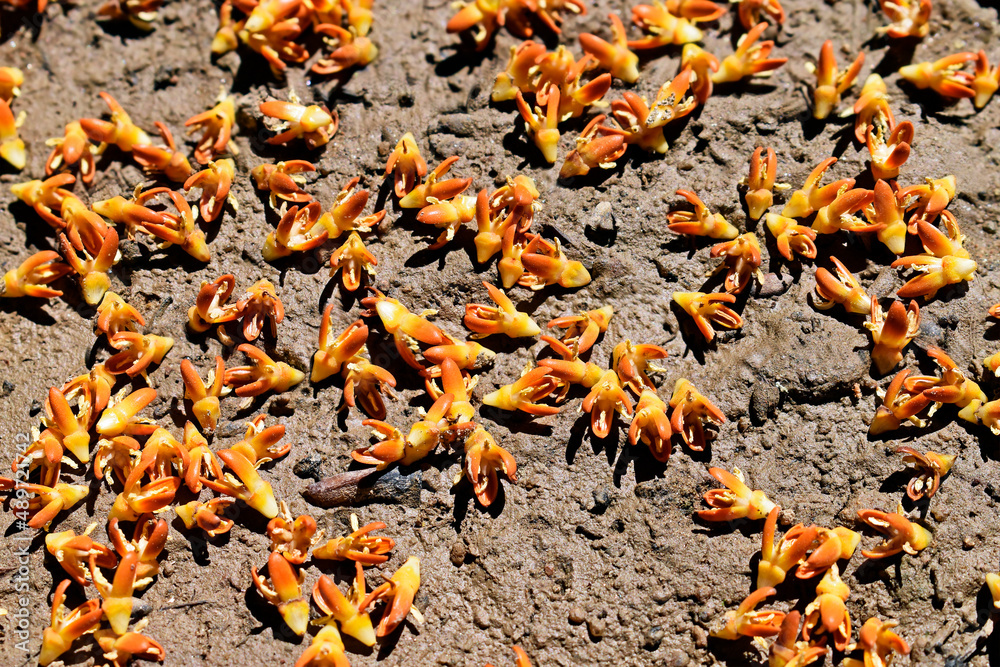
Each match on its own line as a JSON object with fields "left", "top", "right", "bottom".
{"left": 1, "top": 0, "right": 1000, "bottom": 666}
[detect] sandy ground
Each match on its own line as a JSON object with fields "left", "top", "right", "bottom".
{"left": 1, "top": 0, "right": 1000, "bottom": 665}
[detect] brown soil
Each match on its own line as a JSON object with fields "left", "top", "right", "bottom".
{"left": 2, "top": 0, "right": 1000, "bottom": 665}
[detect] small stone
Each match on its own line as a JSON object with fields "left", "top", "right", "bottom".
{"left": 217, "top": 421, "right": 243, "bottom": 438}
{"left": 591, "top": 487, "right": 611, "bottom": 514}
{"left": 473, "top": 608, "right": 491, "bottom": 629}
{"left": 450, "top": 542, "right": 466, "bottom": 566}
{"left": 962, "top": 536, "right": 975, "bottom": 550}
{"left": 643, "top": 626, "right": 664, "bottom": 650}
{"left": 691, "top": 625, "right": 708, "bottom": 648}
{"left": 585, "top": 202, "right": 617, "bottom": 246}
{"left": 919, "top": 319, "right": 943, "bottom": 339}
{"left": 293, "top": 452, "right": 325, "bottom": 481}
{"left": 161, "top": 561, "right": 175, "bottom": 577}
{"left": 29, "top": 399, "right": 41, "bottom": 416}
{"left": 757, "top": 272, "right": 794, "bottom": 298}
{"left": 938, "top": 313, "right": 959, "bottom": 329}
{"left": 131, "top": 598, "right": 152, "bottom": 620}
{"left": 750, "top": 382, "right": 781, "bottom": 425}
{"left": 568, "top": 607, "right": 586, "bottom": 624}
{"left": 587, "top": 617, "right": 606, "bottom": 638}
{"left": 0, "top": 380, "right": 14, "bottom": 397}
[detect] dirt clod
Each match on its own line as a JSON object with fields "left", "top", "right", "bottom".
{"left": 750, "top": 382, "right": 781, "bottom": 425}
{"left": 587, "top": 616, "right": 606, "bottom": 639}
{"left": 585, "top": 201, "right": 617, "bottom": 246}
{"left": 450, "top": 542, "right": 466, "bottom": 565}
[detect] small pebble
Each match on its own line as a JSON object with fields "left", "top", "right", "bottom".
{"left": 218, "top": 421, "right": 243, "bottom": 438}
{"left": 591, "top": 487, "right": 611, "bottom": 514}
{"left": 292, "top": 452, "right": 325, "bottom": 481}
{"left": 587, "top": 617, "right": 605, "bottom": 638}
{"left": 750, "top": 382, "right": 781, "bottom": 425}
{"left": 643, "top": 626, "right": 664, "bottom": 650}
{"left": 568, "top": 607, "right": 586, "bottom": 625}
{"left": 131, "top": 598, "right": 152, "bottom": 620}
{"left": 450, "top": 542, "right": 466, "bottom": 566}
{"left": 757, "top": 272, "right": 794, "bottom": 298}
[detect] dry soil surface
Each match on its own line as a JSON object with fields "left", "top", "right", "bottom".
{"left": 1, "top": 0, "right": 1000, "bottom": 665}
